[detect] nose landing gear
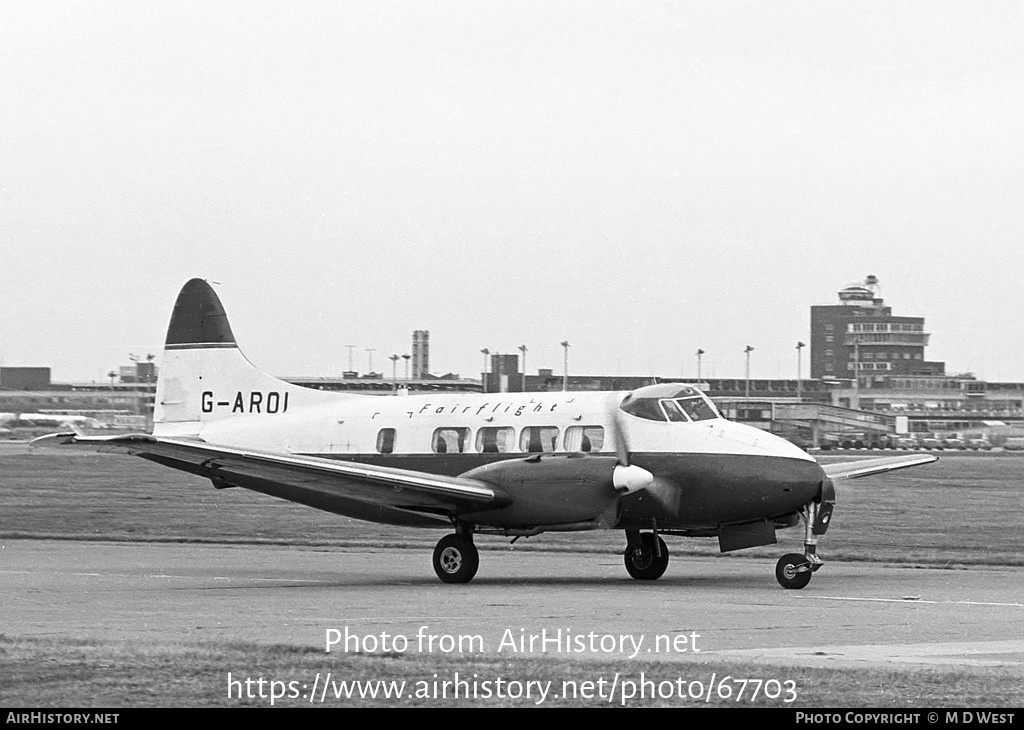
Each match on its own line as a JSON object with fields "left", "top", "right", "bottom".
{"left": 775, "top": 499, "right": 830, "bottom": 589}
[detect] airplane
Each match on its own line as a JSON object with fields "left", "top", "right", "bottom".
{"left": 35, "top": 278, "right": 937, "bottom": 588}
{"left": 2, "top": 413, "right": 102, "bottom": 429}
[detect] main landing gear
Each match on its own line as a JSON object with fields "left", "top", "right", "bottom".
{"left": 432, "top": 531, "right": 479, "bottom": 584}
{"left": 775, "top": 499, "right": 830, "bottom": 589}
{"left": 623, "top": 530, "right": 669, "bottom": 580}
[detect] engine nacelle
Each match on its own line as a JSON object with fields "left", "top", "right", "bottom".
{"left": 459, "top": 454, "right": 624, "bottom": 527}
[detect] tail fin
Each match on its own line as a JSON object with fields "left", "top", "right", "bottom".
{"left": 154, "top": 279, "right": 330, "bottom": 432}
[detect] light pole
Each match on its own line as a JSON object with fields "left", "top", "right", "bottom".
{"left": 744, "top": 345, "right": 754, "bottom": 399}
{"left": 796, "top": 341, "right": 805, "bottom": 401}
{"left": 389, "top": 354, "right": 399, "bottom": 380}
{"left": 560, "top": 341, "right": 570, "bottom": 391}
{"left": 402, "top": 354, "right": 411, "bottom": 380}
{"left": 518, "top": 344, "right": 528, "bottom": 392}
{"left": 696, "top": 349, "right": 705, "bottom": 383}
{"left": 852, "top": 339, "right": 860, "bottom": 410}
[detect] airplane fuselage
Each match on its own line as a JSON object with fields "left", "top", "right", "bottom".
{"left": 157, "top": 386, "right": 825, "bottom": 533}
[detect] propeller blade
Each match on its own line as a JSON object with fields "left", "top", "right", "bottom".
{"left": 644, "top": 475, "right": 683, "bottom": 514}
{"left": 609, "top": 402, "right": 631, "bottom": 467}
{"left": 608, "top": 393, "right": 682, "bottom": 514}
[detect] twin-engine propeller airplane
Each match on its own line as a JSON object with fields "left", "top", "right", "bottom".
{"left": 36, "top": 279, "right": 937, "bottom": 588}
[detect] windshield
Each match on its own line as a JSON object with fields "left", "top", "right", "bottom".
{"left": 678, "top": 396, "right": 717, "bottom": 421}
{"left": 620, "top": 389, "right": 719, "bottom": 422}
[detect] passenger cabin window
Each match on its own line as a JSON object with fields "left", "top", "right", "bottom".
{"left": 565, "top": 425, "right": 605, "bottom": 452}
{"left": 432, "top": 427, "right": 470, "bottom": 454}
{"left": 376, "top": 428, "right": 396, "bottom": 454}
{"left": 476, "top": 426, "right": 513, "bottom": 453}
{"left": 520, "top": 426, "right": 559, "bottom": 453}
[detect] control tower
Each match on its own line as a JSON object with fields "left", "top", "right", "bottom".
{"left": 412, "top": 330, "right": 430, "bottom": 379}
{"left": 810, "top": 276, "right": 943, "bottom": 380}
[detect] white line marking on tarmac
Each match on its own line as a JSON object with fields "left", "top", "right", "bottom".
{"left": 800, "top": 595, "right": 1023, "bottom": 607}
{"left": 296, "top": 617, "right": 480, "bottom": 622}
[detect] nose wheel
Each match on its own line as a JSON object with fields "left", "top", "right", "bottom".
{"left": 432, "top": 533, "right": 479, "bottom": 584}
{"left": 775, "top": 553, "right": 814, "bottom": 589}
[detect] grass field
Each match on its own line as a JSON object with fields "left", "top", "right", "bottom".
{"left": 2, "top": 635, "right": 1022, "bottom": 708}
{"left": 2, "top": 446, "right": 1022, "bottom": 708}
{"left": 1, "top": 448, "right": 1022, "bottom": 566}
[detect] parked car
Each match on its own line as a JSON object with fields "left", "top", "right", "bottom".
{"left": 919, "top": 437, "right": 944, "bottom": 450}
{"left": 967, "top": 439, "right": 992, "bottom": 450}
{"left": 895, "top": 437, "right": 920, "bottom": 450}
{"left": 941, "top": 437, "right": 966, "bottom": 450}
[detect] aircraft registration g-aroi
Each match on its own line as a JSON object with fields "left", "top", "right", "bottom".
{"left": 36, "top": 279, "right": 937, "bottom": 588}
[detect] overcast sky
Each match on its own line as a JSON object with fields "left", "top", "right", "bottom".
{"left": 2, "top": 1, "right": 1022, "bottom": 384}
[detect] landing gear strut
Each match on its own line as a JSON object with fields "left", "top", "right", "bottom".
{"left": 775, "top": 500, "right": 828, "bottom": 589}
{"left": 433, "top": 530, "right": 479, "bottom": 584}
{"left": 624, "top": 531, "right": 669, "bottom": 580}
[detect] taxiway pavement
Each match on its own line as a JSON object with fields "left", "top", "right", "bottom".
{"left": 2, "top": 539, "right": 1022, "bottom": 669}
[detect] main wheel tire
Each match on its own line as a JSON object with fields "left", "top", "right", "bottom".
{"left": 433, "top": 534, "right": 479, "bottom": 584}
{"left": 775, "top": 553, "right": 813, "bottom": 589}
{"left": 624, "top": 533, "right": 669, "bottom": 580}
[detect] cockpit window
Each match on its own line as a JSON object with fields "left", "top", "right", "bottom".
{"left": 678, "top": 396, "right": 717, "bottom": 421}
{"left": 619, "top": 395, "right": 667, "bottom": 421}
{"left": 660, "top": 399, "right": 689, "bottom": 422}
{"left": 620, "top": 385, "right": 720, "bottom": 423}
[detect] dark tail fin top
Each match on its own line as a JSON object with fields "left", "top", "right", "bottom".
{"left": 165, "top": 279, "right": 236, "bottom": 348}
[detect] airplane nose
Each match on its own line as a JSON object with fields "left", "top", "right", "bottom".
{"left": 713, "top": 420, "right": 817, "bottom": 462}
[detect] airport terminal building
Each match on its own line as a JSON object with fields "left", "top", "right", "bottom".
{"left": 2, "top": 277, "right": 1022, "bottom": 446}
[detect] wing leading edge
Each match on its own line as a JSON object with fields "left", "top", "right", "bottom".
{"left": 821, "top": 453, "right": 938, "bottom": 480}
{"left": 33, "top": 433, "right": 500, "bottom": 526}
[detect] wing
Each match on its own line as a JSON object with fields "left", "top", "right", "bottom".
{"left": 821, "top": 453, "right": 938, "bottom": 480}
{"left": 33, "top": 432, "right": 500, "bottom": 526}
